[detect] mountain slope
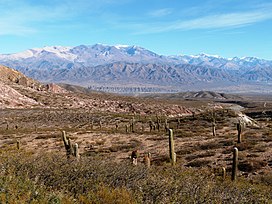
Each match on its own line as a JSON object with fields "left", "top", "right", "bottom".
{"left": 0, "top": 65, "right": 42, "bottom": 108}
{"left": 1, "top": 44, "right": 272, "bottom": 93}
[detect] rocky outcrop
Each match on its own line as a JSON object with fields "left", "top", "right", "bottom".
{"left": 0, "top": 81, "right": 40, "bottom": 108}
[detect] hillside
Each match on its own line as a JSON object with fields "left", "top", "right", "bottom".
{"left": 0, "top": 65, "right": 44, "bottom": 108}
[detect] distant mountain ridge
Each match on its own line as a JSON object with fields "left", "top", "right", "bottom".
{"left": 0, "top": 44, "right": 272, "bottom": 93}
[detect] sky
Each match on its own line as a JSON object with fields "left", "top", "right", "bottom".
{"left": 0, "top": 0, "right": 272, "bottom": 59}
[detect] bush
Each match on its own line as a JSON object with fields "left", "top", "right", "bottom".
{"left": 0, "top": 147, "right": 271, "bottom": 203}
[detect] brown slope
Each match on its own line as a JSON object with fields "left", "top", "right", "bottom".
{"left": 0, "top": 65, "right": 68, "bottom": 108}
{"left": 0, "top": 65, "right": 40, "bottom": 88}
{"left": 0, "top": 65, "right": 43, "bottom": 108}
{"left": 0, "top": 81, "right": 40, "bottom": 108}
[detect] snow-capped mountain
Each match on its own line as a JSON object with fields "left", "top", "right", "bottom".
{"left": 0, "top": 44, "right": 167, "bottom": 65}
{"left": 169, "top": 53, "right": 272, "bottom": 70}
{"left": 0, "top": 44, "right": 272, "bottom": 93}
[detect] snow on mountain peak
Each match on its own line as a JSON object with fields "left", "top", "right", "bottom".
{"left": 240, "top": 56, "right": 261, "bottom": 62}
{"left": 1, "top": 44, "right": 271, "bottom": 69}
{"left": 43, "top": 46, "right": 72, "bottom": 52}
{"left": 0, "top": 50, "right": 34, "bottom": 60}
{"left": 197, "top": 53, "right": 222, "bottom": 59}
{"left": 114, "top": 44, "right": 129, "bottom": 49}
{"left": 31, "top": 46, "right": 77, "bottom": 61}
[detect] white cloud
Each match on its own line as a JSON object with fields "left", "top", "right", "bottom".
{"left": 174, "top": 11, "right": 271, "bottom": 30}
{"left": 135, "top": 7, "right": 272, "bottom": 34}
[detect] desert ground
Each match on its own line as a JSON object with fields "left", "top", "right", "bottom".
{"left": 1, "top": 93, "right": 271, "bottom": 177}
{"left": 0, "top": 66, "right": 271, "bottom": 202}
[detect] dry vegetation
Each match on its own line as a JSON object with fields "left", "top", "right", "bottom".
{"left": 0, "top": 65, "right": 272, "bottom": 203}
{"left": 0, "top": 97, "right": 272, "bottom": 203}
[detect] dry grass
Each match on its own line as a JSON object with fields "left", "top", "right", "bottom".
{"left": 0, "top": 147, "right": 271, "bottom": 203}
{"left": 0, "top": 104, "right": 271, "bottom": 203}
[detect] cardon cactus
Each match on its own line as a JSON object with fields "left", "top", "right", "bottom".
{"left": 99, "top": 120, "right": 102, "bottom": 129}
{"left": 131, "top": 150, "right": 139, "bottom": 166}
{"left": 144, "top": 153, "right": 151, "bottom": 168}
{"left": 212, "top": 121, "right": 216, "bottom": 137}
{"left": 62, "top": 131, "right": 73, "bottom": 158}
{"left": 73, "top": 143, "right": 80, "bottom": 160}
{"left": 168, "top": 129, "right": 176, "bottom": 165}
{"left": 164, "top": 119, "right": 169, "bottom": 132}
{"left": 222, "top": 167, "right": 226, "bottom": 181}
{"left": 16, "top": 140, "right": 20, "bottom": 150}
{"left": 237, "top": 121, "right": 242, "bottom": 143}
{"left": 68, "top": 138, "right": 74, "bottom": 156}
{"left": 149, "top": 120, "right": 156, "bottom": 132}
{"left": 130, "top": 117, "right": 135, "bottom": 133}
{"left": 156, "top": 115, "right": 161, "bottom": 131}
{"left": 62, "top": 131, "right": 69, "bottom": 150}
{"left": 177, "top": 118, "right": 181, "bottom": 129}
{"left": 231, "top": 147, "right": 238, "bottom": 181}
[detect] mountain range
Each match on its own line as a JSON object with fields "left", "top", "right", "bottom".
{"left": 0, "top": 44, "right": 271, "bottom": 93}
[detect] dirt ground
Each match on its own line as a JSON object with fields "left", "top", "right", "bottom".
{"left": 0, "top": 103, "right": 271, "bottom": 179}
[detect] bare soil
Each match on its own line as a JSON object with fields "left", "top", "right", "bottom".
{"left": 1, "top": 100, "right": 271, "bottom": 180}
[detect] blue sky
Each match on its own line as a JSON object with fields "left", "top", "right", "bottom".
{"left": 0, "top": 0, "right": 272, "bottom": 59}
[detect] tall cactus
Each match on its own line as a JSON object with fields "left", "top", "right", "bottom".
{"left": 164, "top": 118, "right": 169, "bottom": 132}
{"left": 237, "top": 121, "right": 242, "bottom": 143}
{"left": 62, "top": 131, "right": 72, "bottom": 157}
{"left": 144, "top": 152, "right": 151, "bottom": 168}
{"left": 16, "top": 140, "right": 20, "bottom": 150}
{"left": 131, "top": 150, "right": 139, "bottom": 166}
{"left": 62, "top": 130, "right": 79, "bottom": 159}
{"left": 130, "top": 117, "right": 135, "bottom": 133}
{"left": 149, "top": 120, "right": 154, "bottom": 132}
{"left": 231, "top": 147, "right": 238, "bottom": 181}
{"left": 125, "top": 124, "right": 129, "bottom": 133}
{"left": 212, "top": 120, "right": 216, "bottom": 137}
{"left": 168, "top": 129, "right": 176, "bottom": 165}
{"left": 177, "top": 118, "right": 181, "bottom": 129}
{"left": 156, "top": 115, "right": 161, "bottom": 131}
{"left": 222, "top": 167, "right": 226, "bottom": 181}
{"left": 62, "top": 131, "right": 69, "bottom": 149}
{"left": 73, "top": 143, "right": 80, "bottom": 160}
{"left": 68, "top": 138, "right": 74, "bottom": 156}
{"left": 99, "top": 120, "right": 102, "bottom": 130}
